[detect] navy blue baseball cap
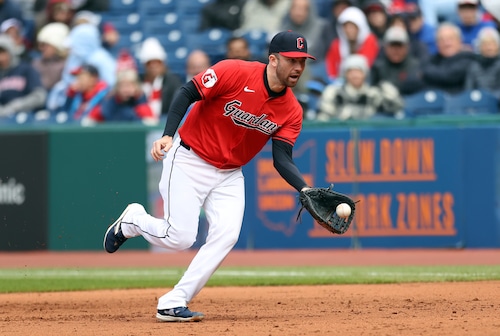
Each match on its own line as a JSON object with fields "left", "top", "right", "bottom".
{"left": 268, "top": 31, "right": 316, "bottom": 60}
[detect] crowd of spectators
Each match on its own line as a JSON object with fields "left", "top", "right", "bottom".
{"left": 0, "top": 0, "right": 499, "bottom": 125}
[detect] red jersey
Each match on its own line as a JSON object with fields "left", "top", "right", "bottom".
{"left": 178, "top": 60, "right": 303, "bottom": 169}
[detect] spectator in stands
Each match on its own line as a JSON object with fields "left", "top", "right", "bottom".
{"left": 33, "top": 0, "right": 73, "bottom": 33}
{"left": 387, "top": 10, "right": 429, "bottom": 61}
{"left": 317, "top": 54, "right": 403, "bottom": 121}
{"left": 33, "top": 0, "right": 109, "bottom": 23}
{"left": 32, "top": 22, "right": 68, "bottom": 92}
{"left": 325, "top": 6, "right": 379, "bottom": 80}
{"left": 199, "top": 0, "right": 246, "bottom": 31}
{"left": 422, "top": 22, "right": 475, "bottom": 94}
{"left": 0, "top": 18, "right": 30, "bottom": 60}
{"left": 102, "top": 63, "right": 157, "bottom": 125}
{"left": 0, "top": 0, "right": 24, "bottom": 25}
{"left": 456, "top": 0, "right": 495, "bottom": 50}
{"left": 47, "top": 23, "right": 115, "bottom": 113}
{"left": 406, "top": 3, "right": 437, "bottom": 56}
{"left": 371, "top": 26, "right": 425, "bottom": 96}
{"left": 280, "top": 0, "right": 329, "bottom": 62}
{"left": 185, "top": 49, "right": 211, "bottom": 83}
{"left": 72, "top": 10, "right": 119, "bottom": 50}
{"left": 322, "top": 0, "right": 355, "bottom": 42}
{"left": 137, "top": 37, "right": 183, "bottom": 118}
{"left": 225, "top": 36, "right": 252, "bottom": 61}
{"left": 362, "top": 0, "right": 389, "bottom": 45}
{"left": 63, "top": 23, "right": 116, "bottom": 88}
{"left": 0, "top": 34, "right": 46, "bottom": 118}
{"left": 64, "top": 63, "right": 109, "bottom": 125}
{"left": 465, "top": 27, "right": 500, "bottom": 100}
{"left": 239, "top": 0, "right": 291, "bottom": 37}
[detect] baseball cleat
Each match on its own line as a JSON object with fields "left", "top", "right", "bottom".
{"left": 103, "top": 203, "right": 142, "bottom": 253}
{"left": 156, "top": 307, "right": 205, "bottom": 322}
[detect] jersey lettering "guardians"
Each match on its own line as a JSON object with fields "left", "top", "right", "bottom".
{"left": 179, "top": 60, "right": 303, "bottom": 169}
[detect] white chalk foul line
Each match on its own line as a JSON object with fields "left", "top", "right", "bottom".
{"left": 0, "top": 269, "right": 496, "bottom": 280}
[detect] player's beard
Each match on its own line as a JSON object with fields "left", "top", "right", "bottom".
{"left": 276, "top": 61, "right": 302, "bottom": 88}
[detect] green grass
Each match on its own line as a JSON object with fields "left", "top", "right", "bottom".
{"left": 1, "top": 265, "right": 499, "bottom": 293}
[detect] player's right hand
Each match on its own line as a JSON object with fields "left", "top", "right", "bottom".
{"left": 151, "top": 136, "right": 173, "bottom": 162}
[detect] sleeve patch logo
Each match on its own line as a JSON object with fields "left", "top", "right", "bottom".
{"left": 202, "top": 68, "right": 217, "bottom": 88}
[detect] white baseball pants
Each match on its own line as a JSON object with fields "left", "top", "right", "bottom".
{"left": 121, "top": 137, "right": 245, "bottom": 309}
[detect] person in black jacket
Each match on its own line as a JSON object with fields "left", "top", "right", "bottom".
{"left": 422, "top": 22, "right": 475, "bottom": 94}
{"left": 465, "top": 26, "right": 500, "bottom": 100}
{"left": 371, "top": 26, "right": 425, "bottom": 96}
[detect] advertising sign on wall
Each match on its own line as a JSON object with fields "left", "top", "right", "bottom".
{"left": 0, "top": 132, "right": 48, "bottom": 251}
{"left": 243, "top": 127, "right": 475, "bottom": 249}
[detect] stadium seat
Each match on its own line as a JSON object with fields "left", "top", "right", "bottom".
{"left": 138, "top": 0, "right": 177, "bottom": 16}
{"left": 142, "top": 13, "right": 181, "bottom": 37}
{"left": 166, "top": 46, "right": 190, "bottom": 80}
{"left": 177, "top": 0, "right": 213, "bottom": 16}
{"left": 241, "top": 29, "right": 268, "bottom": 60}
{"left": 444, "top": 89, "right": 499, "bottom": 115}
{"left": 403, "top": 90, "right": 447, "bottom": 117}
{"left": 186, "top": 28, "right": 232, "bottom": 60}
{"left": 109, "top": 0, "right": 138, "bottom": 13}
{"left": 103, "top": 13, "right": 141, "bottom": 34}
{"left": 179, "top": 13, "right": 202, "bottom": 34}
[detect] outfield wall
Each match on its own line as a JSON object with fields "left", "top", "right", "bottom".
{"left": 1, "top": 117, "right": 499, "bottom": 250}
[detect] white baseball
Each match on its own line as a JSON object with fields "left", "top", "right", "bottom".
{"left": 336, "top": 203, "right": 351, "bottom": 218}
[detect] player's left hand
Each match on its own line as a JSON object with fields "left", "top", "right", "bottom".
{"left": 151, "top": 136, "right": 173, "bottom": 161}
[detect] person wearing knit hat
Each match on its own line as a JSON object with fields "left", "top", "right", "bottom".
{"left": 32, "top": 22, "right": 69, "bottom": 91}
{"left": 317, "top": 54, "right": 403, "bottom": 121}
{"left": 465, "top": 26, "right": 500, "bottom": 101}
{"left": 138, "top": 37, "right": 182, "bottom": 118}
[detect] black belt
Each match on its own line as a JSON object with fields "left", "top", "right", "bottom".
{"left": 180, "top": 140, "right": 191, "bottom": 151}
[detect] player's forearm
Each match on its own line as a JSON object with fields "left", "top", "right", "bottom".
{"left": 162, "top": 81, "right": 201, "bottom": 137}
{"left": 272, "top": 139, "right": 308, "bottom": 191}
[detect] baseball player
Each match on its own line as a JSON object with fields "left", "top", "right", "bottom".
{"left": 103, "top": 31, "right": 315, "bottom": 322}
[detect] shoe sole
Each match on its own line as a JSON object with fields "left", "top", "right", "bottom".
{"left": 103, "top": 203, "right": 137, "bottom": 253}
{"left": 155, "top": 313, "right": 204, "bottom": 322}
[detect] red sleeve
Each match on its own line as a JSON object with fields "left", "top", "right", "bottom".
{"left": 358, "top": 34, "right": 380, "bottom": 67}
{"left": 88, "top": 105, "right": 104, "bottom": 121}
{"left": 135, "top": 103, "right": 154, "bottom": 118}
{"left": 192, "top": 60, "right": 240, "bottom": 100}
{"left": 325, "top": 39, "right": 341, "bottom": 78}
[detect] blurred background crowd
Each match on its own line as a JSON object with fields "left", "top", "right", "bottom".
{"left": 0, "top": 0, "right": 499, "bottom": 125}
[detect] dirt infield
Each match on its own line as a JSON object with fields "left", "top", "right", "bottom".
{"left": 1, "top": 249, "right": 499, "bottom": 336}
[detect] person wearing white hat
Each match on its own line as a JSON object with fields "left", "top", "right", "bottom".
{"left": 138, "top": 37, "right": 183, "bottom": 118}
{"left": 317, "top": 54, "right": 403, "bottom": 121}
{"left": 32, "top": 22, "right": 69, "bottom": 91}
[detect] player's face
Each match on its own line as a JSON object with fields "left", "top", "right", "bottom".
{"left": 275, "top": 54, "right": 306, "bottom": 88}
